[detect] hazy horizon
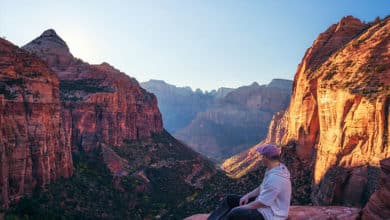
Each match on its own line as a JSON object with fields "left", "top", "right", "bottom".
{"left": 1, "top": 0, "right": 389, "bottom": 90}
{"left": 140, "top": 77, "right": 293, "bottom": 92}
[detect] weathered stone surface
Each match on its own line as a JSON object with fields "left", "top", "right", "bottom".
{"left": 183, "top": 213, "right": 210, "bottom": 220}
{"left": 23, "top": 29, "right": 163, "bottom": 152}
{"left": 287, "top": 206, "right": 361, "bottom": 220}
{"left": 184, "top": 205, "right": 361, "bottom": 220}
{"left": 222, "top": 16, "right": 390, "bottom": 207}
{"left": 0, "top": 38, "right": 73, "bottom": 208}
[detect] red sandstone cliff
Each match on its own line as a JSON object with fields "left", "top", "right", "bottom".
{"left": 0, "top": 30, "right": 215, "bottom": 218}
{"left": 0, "top": 38, "right": 73, "bottom": 208}
{"left": 0, "top": 28, "right": 164, "bottom": 210}
{"left": 23, "top": 30, "right": 163, "bottom": 151}
{"left": 222, "top": 16, "right": 390, "bottom": 207}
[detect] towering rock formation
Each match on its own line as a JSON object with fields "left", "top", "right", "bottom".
{"left": 23, "top": 29, "right": 163, "bottom": 152}
{"left": 223, "top": 16, "right": 390, "bottom": 207}
{"left": 0, "top": 38, "right": 73, "bottom": 208}
{"left": 0, "top": 30, "right": 216, "bottom": 219}
{"left": 175, "top": 80, "right": 292, "bottom": 161}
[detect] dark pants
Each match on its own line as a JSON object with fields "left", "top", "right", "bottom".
{"left": 207, "top": 194, "right": 265, "bottom": 220}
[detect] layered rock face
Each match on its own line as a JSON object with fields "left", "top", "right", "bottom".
{"left": 3, "top": 29, "right": 223, "bottom": 219}
{"left": 23, "top": 30, "right": 163, "bottom": 151}
{"left": 0, "top": 38, "right": 73, "bottom": 208}
{"left": 223, "top": 16, "right": 390, "bottom": 207}
{"left": 175, "top": 80, "right": 292, "bottom": 161}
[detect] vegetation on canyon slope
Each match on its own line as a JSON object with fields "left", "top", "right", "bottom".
{"left": 4, "top": 134, "right": 313, "bottom": 220}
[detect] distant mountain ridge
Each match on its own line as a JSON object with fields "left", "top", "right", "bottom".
{"left": 176, "top": 79, "right": 292, "bottom": 161}
{"left": 142, "top": 78, "right": 292, "bottom": 161}
{"left": 141, "top": 79, "right": 234, "bottom": 133}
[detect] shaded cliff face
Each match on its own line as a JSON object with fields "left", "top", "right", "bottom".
{"left": 223, "top": 16, "right": 390, "bottom": 207}
{"left": 23, "top": 30, "right": 163, "bottom": 151}
{"left": 175, "top": 80, "right": 292, "bottom": 161}
{"left": 0, "top": 38, "right": 73, "bottom": 208}
{"left": 362, "top": 157, "right": 390, "bottom": 219}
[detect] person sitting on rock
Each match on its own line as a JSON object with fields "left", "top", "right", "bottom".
{"left": 207, "top": 144, "right": 292, "bottom": 220}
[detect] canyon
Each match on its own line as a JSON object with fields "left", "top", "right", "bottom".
{"left": 176, "top": 80, "right": 292, "bottom": 161}
{"left": 1, "top": 14, "right": 389, "bottom": 220}
{"left": 143, "top": 79, "right": 292, "bottom": 161}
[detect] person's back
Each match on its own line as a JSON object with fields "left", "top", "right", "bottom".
{"left": 256, "top": 163, "right": 291, "bottom": 220}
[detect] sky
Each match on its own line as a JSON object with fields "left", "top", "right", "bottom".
{"left": 0, "top": 1, "right": 389, "bottom": 91}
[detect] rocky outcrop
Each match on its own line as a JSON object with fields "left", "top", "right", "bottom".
{"left": 184, "top": 206, "right": 361, "bottom": 220}
{"left": 101, "top": 144, "right": 129, "bottom": 175}
{"left": 222, "top": 16, "right": 390, "bottom": 207}
{"left": 287, "top": 206, "right": 361, "bottom": 220}
{"left": 23, "top": 29, "right": 163, "bottom": 152}
{"left": 0, "top": 38, "right": 73, "bottom": 208}
{"left": 176, "top": 80, "right": 292, "bottom": 161}
{"left": 362, "top": 157, "right": 390, "bottom": 220}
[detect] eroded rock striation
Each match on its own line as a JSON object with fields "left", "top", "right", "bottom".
{"left": 0, "top": 29, "right": 164, "bottom": 209}
{"left": 0, "top": 38, "right": 73, "bottom": 208}
{"left": 23, "top": 29, "right": 163, "bottom": 152}
{"left": 0, "top": 30, "right": 216, "bottom": 219}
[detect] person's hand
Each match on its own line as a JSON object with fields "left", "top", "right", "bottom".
{"left": 239, "top": 195, "right": 249, "bottom": 206}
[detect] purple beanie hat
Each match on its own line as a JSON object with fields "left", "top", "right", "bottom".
{"left": 256, "top": 144, "right": 281, "bottom": 158}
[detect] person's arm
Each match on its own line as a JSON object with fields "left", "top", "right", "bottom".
{"left": 243, "top": 200, "right": 267, "bottom": 209}
{"left": 239, "top": 186, "right": 260, "bottom": 205}
{"left": 241, "top": 177, "right": 280, "bottom": 209}
{"left": 246, "top": 186, "right": 260, "bottom": 199}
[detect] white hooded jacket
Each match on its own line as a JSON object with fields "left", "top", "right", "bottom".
{"left": 256, "top": 163, "right": 291, "bottom": 220}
